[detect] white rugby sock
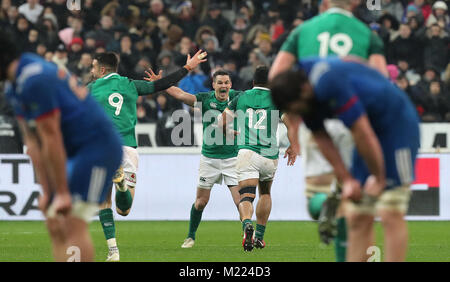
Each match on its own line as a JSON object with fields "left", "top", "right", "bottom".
{"left": 107, "top": 238, "right": 118, "bottom": 252}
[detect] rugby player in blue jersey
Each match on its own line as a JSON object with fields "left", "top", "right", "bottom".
{"left": 270, "top": 57, "right": 420, "bottom": 262}
{"left": 1, "top": 31, "right": 122, "bottom": 262}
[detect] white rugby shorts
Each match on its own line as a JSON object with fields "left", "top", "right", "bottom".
{"left": 236, "top": 149, "right": 278, "bottom": 182}
{"left": 122, "top": 146, "right": 139, "bottom": 187}
{"left": 300, "top": 119, "right": 354, "bottom": 178}
{"left": 197, "top": 155, "right": 238, "bottom": 189}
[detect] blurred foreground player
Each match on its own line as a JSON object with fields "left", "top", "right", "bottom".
{"left": 219, "top": 66, "right": 298, "bottom": 251}
{"left": 269, "top": 0, "right": 388, "bottom": 261}
{"left": 0, "top": 31, "right": 122, "bottom": 262}
{"left": 270, "top": 57, "right": 420, "bottom": 261}
{"left": 89, "top": 50, "right": 206, "bottom": 261}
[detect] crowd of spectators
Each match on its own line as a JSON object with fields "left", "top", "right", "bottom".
{"left": 1, "top": 0, "right": 450, "bottom": 126}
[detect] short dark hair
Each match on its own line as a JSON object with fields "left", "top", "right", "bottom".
{"left": 213, "top": 70, "right": 231, "bottom": 81}
{"left": 253, "top": 65, "right": 269, "bottom": 86}
{"left": 94, "top": 52, "right": 119, "bottom": 72}
{"left": 269, "top": 69, "right": 309, "bottom": 111}
{"left": 0, "top": 30, "right": 19, "bottom": 81}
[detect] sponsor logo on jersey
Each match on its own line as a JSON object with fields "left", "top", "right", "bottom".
{"left": 210, "top": 102, "right": 217, "bottom": 109}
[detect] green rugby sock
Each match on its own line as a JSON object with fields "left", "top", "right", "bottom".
{"left": 255, "top": 224, "right": 266, "bottom": 240}
{"left": 115, "top": 189, "right": 133, "bottom": 212}
{"left": 188, "top": 204, "right": 203, "bottom": 240}
{"left": 334, "top": 217, "right": 347, "bottom": 262}
{"left": 99, "top": 208, "right": 116, "bottom": 240}
{"left": 242, "top": 219, "right": 252, "bottom": 231}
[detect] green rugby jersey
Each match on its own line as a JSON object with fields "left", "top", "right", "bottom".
{"left": 195, "top": 89, "right": 242, "bottom": 159}
{"left": 228, "top": 87, "right": 282, "bottom": 160}
{"left": 87, "top": 73, "right": 156, "bottom": 147}
{"left": 281, "top": 8, "right": 384, "bottom": 59}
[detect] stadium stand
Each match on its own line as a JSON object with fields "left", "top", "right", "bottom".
{"left": 0, "top": 0, "right": 449, "bottom": 147}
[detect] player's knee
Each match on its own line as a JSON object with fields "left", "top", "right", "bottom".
{"left": 379, "top": 211, "right": 405, "bottom": 229}
{"left": 46, "top": 218, "right": 67, "bottom": 244}
{"left": 347, "top": 213, "right": 372, "bottom": 231}
{"left": 195, "top": 199, "right": 208, "bottom": 210}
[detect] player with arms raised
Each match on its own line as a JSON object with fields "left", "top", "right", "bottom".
{"left": 144, "top": 69, "right": 242, "bottom": 248}
{"left": 88, "top": 50, "right": 207, "bottom": 261}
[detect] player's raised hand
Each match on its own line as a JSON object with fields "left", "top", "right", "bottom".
{"left": 342, "top": 177, "right": 362, "bottom": 202}
{"left": 144, "top": 68, "right": 163, "bottom": 82}
{"left": 185, "top": 50, "right": 207, "bottom": 70}
{"left": 284, "top": 145, "right": 297, "bottom": 166}
{"left": 282, "top": 113, "right": 301, "bottom": 156}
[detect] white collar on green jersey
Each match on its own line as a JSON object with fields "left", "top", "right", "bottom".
{"left": 252, "top": 86, "right": 270, "bottom": 91}
{"left": 102, "top": 72, "right": 119, "bottom": 79}
{"left": 326, "top": 7, "right": 353, "bottom": 17}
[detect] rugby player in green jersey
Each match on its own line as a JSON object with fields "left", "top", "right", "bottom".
{"left": 219, "top": 66, "right": 298, "bottom": 251}
{"left": 268, "top": 0, "right": 388, "bottom": 261}
{"left": 145, "top": 69, "right": 243, "bottom": 248}
{"left": 88, "top": 50, "right": 207, "bottom": 261}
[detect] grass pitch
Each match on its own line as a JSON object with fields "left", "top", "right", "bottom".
{"left": 0, "top": 221, "right": 449, "bottom": 262}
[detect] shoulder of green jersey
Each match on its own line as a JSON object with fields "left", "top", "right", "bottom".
{"left": 102, "top": 72, "right": 120, "bottom": 80}
{"left": 326, "top": 7, "right": 353, "bottom": 18}
{"left": 309, "top": 61, "right": 330, "bottom": 86}
{"left": 252, "top": 86, "right": 270, "bottom": 92}
{"left": 193, "top": 91, "right": 212, "bottom": 107}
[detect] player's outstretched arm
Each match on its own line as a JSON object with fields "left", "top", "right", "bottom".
{"left": 138, "top": 50, "right": 208, "bottom": 95}
{"left": 165, "top": 86, "right": 197, "bottom": 106}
